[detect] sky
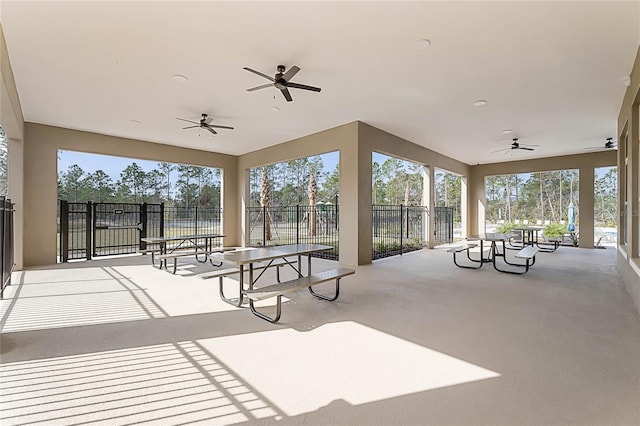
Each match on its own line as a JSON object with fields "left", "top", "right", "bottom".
{"left": 58, "top": 150, "right": 342, "bottom": 179}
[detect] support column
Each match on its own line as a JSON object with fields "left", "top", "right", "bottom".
{"left": 578, "top": 166, "right": 595, "bottom": 249}
{"left": 632, "top": 104, "right": 639, "bottom": 257}
{"left": 423, "top": 166, "right": 435, "bottom": 248}
{"left": 460, "top": 176, "right": 468, "bottom": 238}
{"left": 7, "top": 137, "right": 23, "bottom": 269}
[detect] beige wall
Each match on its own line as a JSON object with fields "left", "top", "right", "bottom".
{"left": 469, "top": 152, "right": 617, "bottom": 247}
{"left": 237, "top": 122, "right": 362, "bottom": 265}
{"left": 617, "top": 44, "right": 640, "bottom": 315}
{"left": 1, "top": 23, "right": 24, "bottom": 269}
{"left": 23, "top": 124, "right": 239, "bottom": 267}
{"left": 237, "top": 121, "right": 470, "bottom": 265}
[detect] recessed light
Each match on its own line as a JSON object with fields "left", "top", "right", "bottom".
{"left": 473, "top": 100, "right": 487, "bottom": 106}
{"left": 129, "top": 119, "right": 141, "bottom": 124}
{"left": 502, "top": 129, "right": 513, "bottom": 134}
{"left": 172, "top": 74, "right": 188, "bottom": 82}
{"left": 413, "top": 39, "right": 431, "bottom": 50}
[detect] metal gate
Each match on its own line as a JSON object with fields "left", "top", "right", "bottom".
{"left": 59, "top": 201, "right": 91, "bottom": 262}
{"left": 92, "top": 202, "right": 161, "bottom": 257}
{"left": 434, "top": 206, "right": 454, "bottom": 245}
{"left": 59, "top": 201, "right": 163, "bottom": 260}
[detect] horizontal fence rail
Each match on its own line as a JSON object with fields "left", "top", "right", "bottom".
{"left": 247, "top": 205, "right": 339, "bottom": 260}
{"left": 0, "top": 197, "right": 14, "bottom": 299}
{"left": 372, "top": 205, "right": 428, "bottom": 260}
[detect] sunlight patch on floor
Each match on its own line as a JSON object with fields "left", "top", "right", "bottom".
{"left": 201, "top": 321, "right": 500, "bottom": 416}
{"left": 0, "top": 342, "right": 279, "bottom": 425}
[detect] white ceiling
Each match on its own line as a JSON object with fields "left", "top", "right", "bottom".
{"left": 1, "top": 1, "right": 638, "bottom": 165}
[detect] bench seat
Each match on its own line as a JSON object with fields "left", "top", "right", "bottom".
{"left": 515, "top": 246, "right": 539, "bottom": 260}
{"left": 449, "top": 242, "right": 485, "bottom": 269}
{"left": 244, "top": 267, "right": 355, "bottom": 323}
{"left": 446, "top": 242, "right": 478, "bottom": 253}
{"left": 157, "top": 247, "right": 236, "bottom": 273}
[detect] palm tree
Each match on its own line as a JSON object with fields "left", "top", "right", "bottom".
{"left": 260, "top": 167, "right": 272, "bottom": 241}
{"left": 308, "top": 168, "right": 317, "bottom": 236}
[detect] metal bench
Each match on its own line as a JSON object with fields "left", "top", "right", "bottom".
{"left": 447, "top": 242, "right": 483, "bottom": 269}
{"left": 157, "top": 247, "right": 236, "bottom": 273}
{"left": 244, "top": 267, "right": 355, "bottom": 323}
{"left": 512, "top": 246, "right": 539, "bottom": 273}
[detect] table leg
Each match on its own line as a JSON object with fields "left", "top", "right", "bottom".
{"left": 218, "top": 263, "right": 244, "bottom": 307}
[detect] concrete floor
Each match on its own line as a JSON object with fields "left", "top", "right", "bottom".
{"left": 0, "top": 246, "right": 638, "bottom": 425}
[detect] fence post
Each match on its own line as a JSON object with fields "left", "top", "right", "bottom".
{"left": 160, "top": 203, "right": 165, "bottom": 237}
{"left": 400, "top": 204, "right": 404, "bottom": 256}
{"left": 60, "top": 200, "right": 69, "bottom": 263}
{"left": 140, "top": 202, "right": 147, "bottom": 250}
{"left": 263, "top": 205, "right": 266, "bottom": 247}
{"left": 406, "top": 206, "right": 410, "bottom": 238}
{"left": 195, "top": 206, "right": 198, "bottom": 235}
{"left": 296, "top": 205, "right": 300, "bottom": 244}
{"left": 87, "top": 201, "right": 93, "bottom": 260}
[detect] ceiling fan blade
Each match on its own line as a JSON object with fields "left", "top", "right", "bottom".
{"left": 247, "top": 83, "right": 274, "bottom": 92}
{"left": 520, "top": 147, "right": 535, "bottom": 151}
{"left": 204, "top": 117, "right": 213, "bottom": 125}
{"left": 206, "top": 127, "right": 217, "bottom": 135}
{"left": 182, "top": 125, "right": 200, "bottom": 129}
{"left": 281, "top": 87, "right": 293, "bottom": 102}
{"left": 282, "top": 65, "right": 300, "bottom": 81}
{"left": 490, "top": 148, "right": 508, "bottom": 153}
{"left": 208, "top": 124, "right": 234, "bottom": 130}
{"left": 521, "top": 144, "right": 539, "bottom": 147}
{"left": 287, "top": 82, "right": 321, "bottom": 92}
{"left": 176, "top": 118, "right": 199, "bottom": 125}
{"left": 243, "top": 67, "right": 275, "bottom": 82}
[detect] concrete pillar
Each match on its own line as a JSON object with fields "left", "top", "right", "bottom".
{"left": 460, "top": 175, "right": 468, "bottom": 238}
{"left": 578, "top": 166, "right": 595, "bottom": 249}
{"left": 8, "top": 136, "right": 23, "bottom": 269}
{"left": 632, "top": 104, "right": 639, "bottom": 257}
{"left": 423, "top": 166, "right": 435, "bottom": 248}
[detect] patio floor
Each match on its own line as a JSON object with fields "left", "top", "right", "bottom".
{"left": 1, "top": 246, "right": 638, "bottom": 425}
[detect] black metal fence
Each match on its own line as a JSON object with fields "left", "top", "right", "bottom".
{"left": 434, "top": 206, "right": 454, "bottom": 245}
{"left": 247, "top": 205, "right": 339, "bottom": 260}
{"left": 0, "top": 197, "right": 14, "bottom": 298}
{"left": 59, "top": 201, "right": 222, "bottom": 261}
{"left": 372, "top": 205, "right": 428, "bottom": 260}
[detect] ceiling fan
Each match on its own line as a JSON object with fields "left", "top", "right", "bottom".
{"left": 175, "top": 113, "right": 234, "bottom": 135}
{"left": 492, "top": 138, "right": 538, "bottom": 154}
{"left": 585, "top": 137, "right": 617, "bottom": 151}
{"left": 243, "top": 65, "right": 321, "bottom": 102}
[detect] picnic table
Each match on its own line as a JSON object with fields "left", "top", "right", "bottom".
{"left": 211, "top": 243, "right": 355, "bottom": 323}
{"left": 140, "top": 233, "right": 230, "bottom": 273}
{"left": 455, "top": 233, "right": 539, "bottom": 274}
{"left": 511, "top": 226, "right": 559, "bottom": 252}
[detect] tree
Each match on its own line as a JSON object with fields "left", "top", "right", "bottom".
{"left": 260, "top": 166, "right": 272, "bottom": 241}
{"left": 158, "top": 162, "right": 175, "bottom": 202}
{"left": 308, "top": 165, "right": 318, "bottom": 236}
{"left": 119, "top": 163, "right": 146, "bottom": 203}
{"left": 0, "top": 127, "right": 7, "bottom": 196}
{"left": 61, "top": 164, "right": 87, "bottom": 202}
{"left": 85, "top": 170, "right": 113, "bottom": 202}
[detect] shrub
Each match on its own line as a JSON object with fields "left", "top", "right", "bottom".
{"left": 544, "top": 223, "right": 567, "bottom": 239}
{"left": 496, "top": 222, "right": 515, "bottom": 233}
